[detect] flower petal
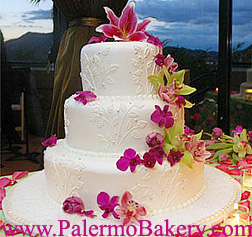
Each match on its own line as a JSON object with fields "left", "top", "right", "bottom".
{"left": 241, "top": 190, "right": 250, "bottom": 200}
{"left": 119, "top": 1, "right": 137, "bottom": 35}
{"left": 128, "top": 31, "right": 147, "bottom": 41}
{"left": 97, "top": 192, "right": 110, "bottom": 206}
{"left": 104, "top": 6, "right": 119, "bottom": 26}
{"left": 12, "top": 171, "right": 29, "bottom": 180}
{"left": 96, "top": 24, "right": 123, "bottom": 39}
{"left": 116, "top": 157, "right": 130, "bottom": 171}
{"left": 0, "top": 178, "right": 12, "bottom": 188}
{"left": 136, "top": 17, "right": 156, "bottom": 32}
{"left": 121, "top": 191, "right": 132, "bottom": 208}
{"left": 124, "top": 148, "right": 136, "bottom": 159}
{"left": 137, "top": 205, "right": 147, "bottom": 216}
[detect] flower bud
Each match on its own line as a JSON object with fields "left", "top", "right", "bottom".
{"left": 146, "top": 132, "right": 165, "bottom": 148}
{"left": 212, "top": 127, "right": 223, "bottom": 137}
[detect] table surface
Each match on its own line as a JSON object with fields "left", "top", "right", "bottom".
{"left": 1, "top": 164, "right": 251, "bottom": 237}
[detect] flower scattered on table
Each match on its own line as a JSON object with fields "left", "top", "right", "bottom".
{"left": 42, "top": 134, "right": 57, "bottom": 147}
{"left": 74, "top": 91, "right": 97, "bottom": 105}
{"left": 62, "top": 196, "right": 95, "bottom": 218}
{"left": 114, "top": 191, "right": 147, "bottom": 226}
{"left": 96, "top": 1, "right": 155, "bottom": 42}
{"left": 88, "top": 35, "right": 107, "bottom": 44}
{"left": 97, "top": 192, "right": 119, "bottom": 219}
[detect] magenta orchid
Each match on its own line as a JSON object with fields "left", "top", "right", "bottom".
{"left": 142, "top": 152, "right": 156, "bottom": 168}
{"left": 96, "top": 1, "right": 155, "bottom": 41}
{"left": 145, "top": 32, "right": 163, "bottom": 46}
{"left": 155, "top": 54, "right": 178, "bottom": 75}
{"left": 148, "top": 146, "right": 167, "bottom": 165}
{"left": 74, "top": 91, "right": 97, "bottom": 105}
{"left": 116, "top": 148, "right": 141, "bottom": 172}
{"left": 151, "top": 105, "right": 174, "bottom": 129}
{"left": 146, "top": 132, "right": 165, "bottom": 148}
{"left": 184, "top": 125, "right": 195, "bottom": 135}
{"left": 62, "top": 196, "right": 95, "bottom": 218}
{"left": 167, "top": 150, "right": 184, "bottom": 167}
{"left": 42, "top": 134, "right": 57, "bottom": 147}
{"left": 185, "top": 137, "right": 211, "bottom": 162}
{"left": 88, "top": 35, "right": 107, "bottom": 44}
{"left": 232, "top": 125, "right": 243, "bottom": 135}
{"left": 114, "top": 191, "right": 147, "bottom": 226}
{"left": 97, "top": 192, "right": 119, "bottom": 219}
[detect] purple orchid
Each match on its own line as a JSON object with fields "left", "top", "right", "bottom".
{"left": 155, "top": 53, "right": 166, "bottom": 66}
{"left": 142, "top": 152, "right": 156, "bottom": 168}
{"left": 145, "top": 32, "right": 164, "bottom": 46}
{"left": 42, "top": 134, "right": 57, "bottom": 147}
{"left": 97, "top": 192, "right": 119, "bottom": 219}
{"left": 88, "top": 35, "right": 107, "bottom": 44}
{"left": 62, "top": 196, "right": 96, "bottom": 218}
{"left": 151, "top": 105, "right": 174, "bottom": 129}
{"left": 116, "top": 148, "right": 141, "bottom": 172}
{"left": 232, "top": 125, "right": 243, "bottom": 136}
{"left": 96, "top": 1, "right": 155, "bottom": 41}
{"left": 149, "top": 146, "right": 167, "bottom": 165}
{"left": 212, "top": 127, "right": 223, "bottom": 138}
{"left": 74, "top": 91, "right": 97, "bottom": 105}
{"left": 146, "top": 132, "right": 165, "bottom": 148}
{"left": 184, "top": 125, "right": 195, "bottom": 135}
{"left": 167, "top": 150, "right": 184, "bottom": 167}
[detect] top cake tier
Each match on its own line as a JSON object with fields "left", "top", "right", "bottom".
{"left": 80, "top": 41, "right": 161, "bottom": 96}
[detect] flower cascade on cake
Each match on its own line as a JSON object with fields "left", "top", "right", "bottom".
{"left": 50, "top": 0, "right": 212, "bottom": 226}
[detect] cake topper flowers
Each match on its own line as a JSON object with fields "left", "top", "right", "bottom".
{"left": 74, "top": 91, "right": 97, "bottom": 105}
{"left": 42, "top": 134, "right": 57, "bottom": 147}
{"left": 96, "top": 1, "right": 155, "bottom": 41}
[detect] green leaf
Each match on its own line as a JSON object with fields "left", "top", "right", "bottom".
{"left": 184, "top": 99, "right": 194, "bottom": 108}
{"left": 204, "top": 132, "right": 213, "bottom": 138}
{"left": 240, "top": 129, "right": 248, "bottom": 142}
{"left": 212, "top": 148, "right": 233, "bottom": 160}
{"left": 171, "top": 70, "right": 185, "bottom": 84}
{"left": 195, "top": 130, "right": 203, "bottom": 140}
{"left": 221, "top": 134, "right": 234, "bottom": 140}
{"left": 148, "top": 74, "right": 164, "bottom": 91}
{"left": 206, "top": 143, "right": 233, "bottom": 150}
{"left": 180, "top": 151, "right": 194, "bottom": 169}
{"left": 176, "top": 85, "right": 196, "bottom": 95}
{"left": 163, "top": 143, "right": 176, "bottom": 155}
{"left": 247, "top": 144, "right": 252, "bottom": 154}
{"left": 232, "top": 153, "right": 241, "bottom": 162}
{"left": 162, "top": 66, "right": 172, "bottom": 85}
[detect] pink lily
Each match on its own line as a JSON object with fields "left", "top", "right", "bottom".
{"left": 114, "top": 191, "right": 146, "bottom": 226}
{"left": 96, "top": 1, "right": 155, "bottom": 41}
{"left": 12, "top": 171, "right": 29, "bottom": 184}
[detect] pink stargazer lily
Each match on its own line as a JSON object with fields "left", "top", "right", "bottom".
{"left": 114, "top": 191, "right": 147, "bottom": 226}
{"left": 96, "top": 1, "right": 155, "bottom": 41}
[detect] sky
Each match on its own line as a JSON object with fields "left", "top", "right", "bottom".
{"left": 0, "top": 0, "right": 251, "bottom": 51}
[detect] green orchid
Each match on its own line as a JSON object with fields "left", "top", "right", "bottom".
{"left": 233, "top": 129, "right": 252, "bottom": 159}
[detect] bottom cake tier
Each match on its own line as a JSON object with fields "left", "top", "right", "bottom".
{"left": 2, "top": 165, "right": 241, "bottom": 237}
{"left": 44, "top": 139, "right": 205, "bottom": 216}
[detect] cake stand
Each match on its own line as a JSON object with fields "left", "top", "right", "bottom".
{"left": 2, "top": 165, "right": 241, "bottom": 237}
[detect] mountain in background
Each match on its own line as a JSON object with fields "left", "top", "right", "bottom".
{"left": 5, "top": 32, "right": 53, "bottom": 62}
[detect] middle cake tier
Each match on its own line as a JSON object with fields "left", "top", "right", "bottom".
{"left": 64, "top": 94, "right": 184, "bottom": 154}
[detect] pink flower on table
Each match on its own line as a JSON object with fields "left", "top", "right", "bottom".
{"left": 167, "top": 150, "right": 184, "bottom": 167}
{"left": 114, "top": 191, "right": 147, "bottom": 226}
{"left": 97, "top": 192, "right": 119, "bottom": 219}
{"left": 185, "top": 137, "right": 211, "bottom": 162}
{"left": 74, "top": 91, "right": 97, "bottom": 105}
{"left": 151, "top": 105, "right": 174, "bottom": 129}
{"left": 232, "top": 125, "right": 243, "bottom": 135}
{"left": 146, "top": 132, "right": 164, "bottom": 148}
{"left": 0, "top": 188, "right": 6, "bottom": 210}
{"left": 142, "top": 152, "right": 156, "bottom": 168}
{"left": 212, "top": 127, "right": 223, "bottom": 137}
{"left": 62, "top": 196, "right": 95, "bottom": 218}
{"left": 145, "top": 32, "right": 163, "bottom": 46}
{"left": 0, "top": 178, "right": 12, "bottom": 188}
{"left": 88, "top": 35, "right": 107, "bottom": 44}
{"left": 12, "top": 171, "right": 29, "bottom": 184}
{"left": 184, "top": 125, "right": 195, "bottom": 135}
{"left": 96, "top": 1, "right": 154, "bottom": 41}
{"left": 42, "top": 134, "right": 57, "bottom": 147}
{"left": 116, "top": 148, "right": 141, "bottom": 172}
